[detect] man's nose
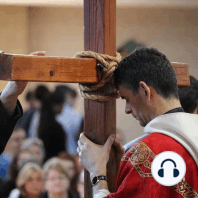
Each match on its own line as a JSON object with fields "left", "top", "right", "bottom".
{"left": 125, "top": 102, "right": 132, "bottom": 114}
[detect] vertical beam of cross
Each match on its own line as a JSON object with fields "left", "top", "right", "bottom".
{"left": 84, "top": 0, "right": 118, "bottom": 197}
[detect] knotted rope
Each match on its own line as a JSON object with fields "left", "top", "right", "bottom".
{"left": 74, "top": 51, "right": 122, "bottom": 102}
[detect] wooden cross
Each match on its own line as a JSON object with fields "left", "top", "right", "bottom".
{"left": 0, "top": 0, "right": 189, "bottom": 197}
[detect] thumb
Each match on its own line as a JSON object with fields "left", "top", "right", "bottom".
{"left": 113, "top": 139, "right": 125, "bottom": 155}
{"left": 105, "top": 134, "right": 115, "bottom": 151}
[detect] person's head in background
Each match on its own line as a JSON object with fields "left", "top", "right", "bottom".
{"left": 67, "top": 88, "right": 77, "bottom": 107}
{"left": 116, "top": 128, "right": 126, "bottom": 146}
{"left": 58, "top": 152, "right": 79, "bottom": 195}
{"left": 54, "top": 85, "right": 77, "bottom": 107}
{"left": 34, "top": 85, "right": 51, "bottom": 110}
{"left": 50, "top": 91, "right": 65, "bottom": 115}
{"left": 43, "top": 158, "right": 70, "bottom": 198}
{"left": 16, "top": 163, "right": 43, "bottom": 198}
{"left": 8, "top": 150, "right": 35, "bottom": 182}
{"left": 20, "top": 138, "right": 45, "bottom": 166}
{"left": 178, "top": 75, "right": 198, "bottom": 114}
{"left": 4, "top": 127, "right": 26, "bottom": 158}
{"left": 54, "top": 85, "right": 70, "bottom": 104}
{"left": 25, "top": 91, "right": 36, "bottom": 110}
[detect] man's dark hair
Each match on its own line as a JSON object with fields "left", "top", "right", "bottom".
{"left": 178, "top": 76, "right": 198, "bottom": 113}
{"left": 114, "top": 47, "right": 179, "bottom": 99}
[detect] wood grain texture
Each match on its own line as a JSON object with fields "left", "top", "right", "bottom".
{"left": 172, "top": 62, "right": 190, "bottom": 87}
{"left": 84, "top": 0, "right": 117, "bottom": 197}
{"left": 0, "top": 53, "right": 98, "bottom": 83}
{"left": 0, "top": 54, "right": 189, "bottom": 86}
{"left": 0, "top": 53, "right": 13, "bottom": 80}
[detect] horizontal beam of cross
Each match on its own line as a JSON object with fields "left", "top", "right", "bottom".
{"left": 0, "top": 53, "right": 189, "bottom": 86}
{"left": 0, "top": 53, "right": 97, "bottom": 83}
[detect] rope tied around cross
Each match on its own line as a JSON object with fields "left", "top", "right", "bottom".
{"left": 74, "top": 51, "right": 122, "bottom": 102}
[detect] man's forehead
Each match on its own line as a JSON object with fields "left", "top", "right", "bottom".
{"left": 118, "top": 85, "right": 131, "bottom": 96}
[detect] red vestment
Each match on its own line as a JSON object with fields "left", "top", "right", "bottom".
{"left": 105, "top": 133, "right": 198, "bottom": 198}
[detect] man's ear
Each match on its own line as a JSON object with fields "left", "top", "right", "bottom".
{"left": 139, "top": 81, "right": 151, "bottom": 101}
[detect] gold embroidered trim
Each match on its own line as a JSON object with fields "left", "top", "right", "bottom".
{"left": 170, "top": 178, "right": 198, "bottom": 198}
{"left": 121, "top": 141, "right": 156, "bottom": 178}
{"left": 121, "top": 140, "right": 198, "bottom": 197}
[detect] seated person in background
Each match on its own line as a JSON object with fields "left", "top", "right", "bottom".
{"left": 42, "top": 158, "right": 72, "bottom": 198}
{"left": 20, "top": 138, "right": 45, "bottom": 166}
{"left": 178, "top": 75, "right": 198, "bottom": 114}
{"left": 0, "top": 127, "right": 26, "bottom": 179}
{"left": 17, "top": 91, "right": 37, "bottom": 134}
{"left": 9, "top": 163, "right": 43, "bottom": 198}
{"left": 27, "top": 85, "right": 50, "bottom": 138}
{"left": 58, "top": 152, "right": 80, "bottom": 198}
{"left": 55, "top": 85, "right": 84, "bottom": 155}
{"left": 37, "top": 92, "right": 66, "bottom": 162}
{"left": 0, "top": 150, "right": 37, "bottom": 198}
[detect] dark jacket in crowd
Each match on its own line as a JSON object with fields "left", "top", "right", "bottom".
{"left": 38, "top": 120, "right": 66, "bottom": 162}
{"left": 0, "top": 180, "right": 15, "bottom": 198}
{"left": 37, "top": 97, "right": 66, "bottom": 162}
{"left": 16, "top": 107, "right": 36, "bottom": 136}
{"left": 0, "top": 100, "right": 23, "bottom": 155}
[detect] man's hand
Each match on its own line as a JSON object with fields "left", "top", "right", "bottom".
{"left": 113, "top": 138, "right": 125, "bottom": 166}
{"left": 112, "top": 138, "right": 125, "bottom": 176}
{"left": 77, "top": 133, "right": 115, "bottom": 180}
{"left": 1, "top": 81, "right": 28, "bottom": 99}
{"left": 0, "top": 51, "right": 45, "bottom": 116}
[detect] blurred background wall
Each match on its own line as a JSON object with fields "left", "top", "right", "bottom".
{"left": 0, "top": 2, "right": 197, "bottom": 142}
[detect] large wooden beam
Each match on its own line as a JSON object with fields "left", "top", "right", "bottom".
{"left": 0, "top": 53, "right": 97, "bottom": 83}
{"left": 0, "top": 53, "right": 189, "bottom": 86}
{"left": 84, "top": 0, "right": 118, "bottom": 197}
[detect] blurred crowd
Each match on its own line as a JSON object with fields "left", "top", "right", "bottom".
{"left": 0, "top": 84, "right": 127, "bottom": 198}
{"left": 0, "top": 85, "right": 85, "bottom": 198}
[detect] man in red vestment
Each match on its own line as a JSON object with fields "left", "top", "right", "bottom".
{"left": 77, "top": 48, "right": 198, "bottom": 198}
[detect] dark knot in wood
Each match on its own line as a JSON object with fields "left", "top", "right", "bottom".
{"left": 49, "top": 69, "right": 54, "bottom": 77}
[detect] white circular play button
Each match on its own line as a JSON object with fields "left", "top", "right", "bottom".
{"left": 151, "top": 151, "right": 186, "bottom": 186}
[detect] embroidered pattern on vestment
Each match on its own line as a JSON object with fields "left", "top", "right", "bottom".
{"left": 169, "top": 178, "right": 198, "bottom": 198}
{"left": 121, "top": 141, "right": 198, "bottom": 198}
